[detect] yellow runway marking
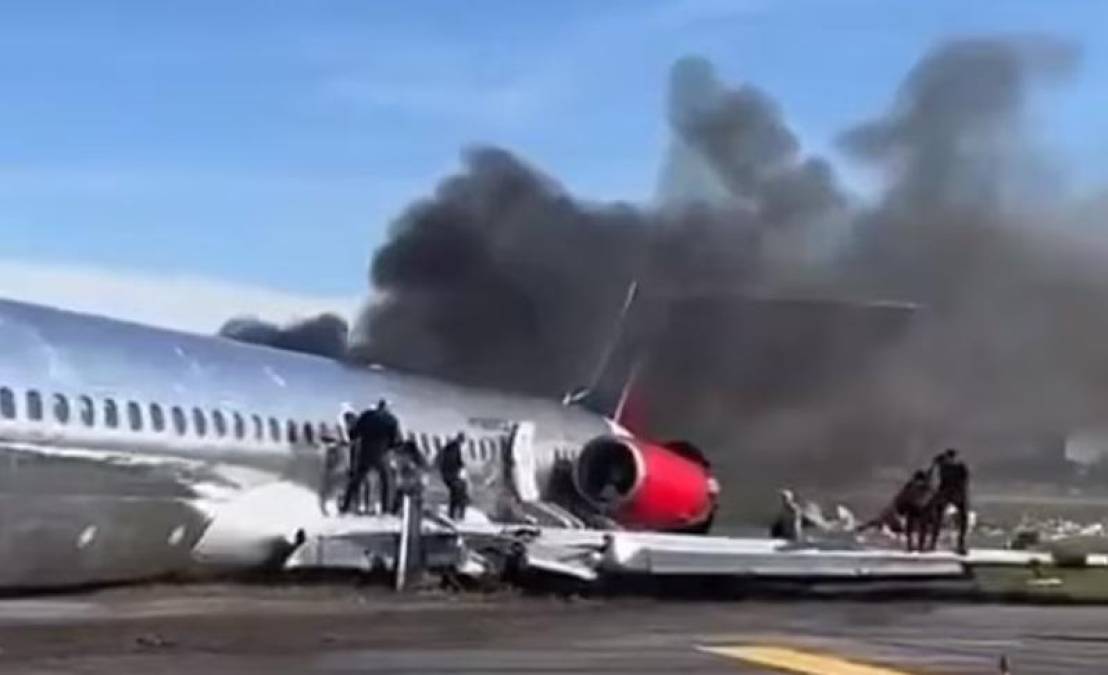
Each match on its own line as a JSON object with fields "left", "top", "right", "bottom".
{"left": 698, "top": 645, "right": 912, "bottom": 675}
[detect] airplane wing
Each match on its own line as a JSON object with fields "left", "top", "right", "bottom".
{"left": 281, "top": 513, "right": 969, "bottom": 585}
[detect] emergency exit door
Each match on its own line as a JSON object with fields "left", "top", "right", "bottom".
{"left": 508, "top": 421, "right": 539, "bottom": 502}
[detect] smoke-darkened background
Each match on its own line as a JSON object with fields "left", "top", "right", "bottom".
{"left": 222, "top": 36, "right": 1108, "bottom": 502}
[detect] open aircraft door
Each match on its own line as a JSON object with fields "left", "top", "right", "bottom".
{"left": 507, "top": 421, "right": 540, "bottom": 502}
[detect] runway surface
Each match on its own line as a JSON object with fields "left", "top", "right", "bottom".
{"left": 0, "top": 584, "right": 1106, "bottom": 673}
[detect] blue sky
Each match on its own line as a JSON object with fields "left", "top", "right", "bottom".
{"left": 1, "top": 0, "right": 1107, "bottom": 330}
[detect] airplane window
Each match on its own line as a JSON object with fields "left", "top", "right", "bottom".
{"left": 268, "top": 417, "right": 280, "bottom": 442}
{"left": 252, "top": 415, "right": 264, "bottom": 441}
{"left": 103, "top": 399, "right": 118, "bottom": 428}
{"left": 286, "top": 420, "right": 299, "bottom": 444}
{"left": 192, "top": 408, "right": 207, "bottom": 437}
{"left": 212, "top": 410, "right": 227, "bottom": 438}
{"left": 127, "top": 401, "right": 143, "bottom": 431}
{"left": 482, "top": 439, "right": 495, "bottom": 461}
{"left": 78, "top": 396, "right": 94, "bottom": 427}
{"left": 303, "top": 422, "right": 315, "bottom": 446}
{"left": 26, "top": 391, "right": 42, "bottom": 421}
{"left": 434, "top": 436, "right": 444, "bottom": 452}
{"left": 466, "top": 439, "right": 477, "bottom": 460}
{"left": 0, "top": 388, "right": 15, "bottom": 420}
{"left": 149, "top": 404, "right": 165, "bottom": 432}
{"left": 172, "top": 406, "right": 187, "bottom": 436}
{"left": 419, "top": 433, "right": 431, "bottom": 456}
{"left": 53, "top": 394, "right": 70, "bottom": 425}
{"left": 232, "top": 412, "right": 245, "bottom": 440}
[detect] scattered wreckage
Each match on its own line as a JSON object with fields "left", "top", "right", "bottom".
{"left": 269, "top": 499, "right": 1108, "bottom": 597}
{"left": 280, "top": 509, "right": 966, "bottom": 593}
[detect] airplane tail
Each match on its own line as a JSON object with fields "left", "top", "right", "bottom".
{"left": 564, "top": 281, "right": 652, "bottom": 434}
{"left": 611, "top": 355, "right": 649, "bottom": 435}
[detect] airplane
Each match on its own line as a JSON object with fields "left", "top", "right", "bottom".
{"left": 0, "top": 297, "right": 718, "bottom": 589}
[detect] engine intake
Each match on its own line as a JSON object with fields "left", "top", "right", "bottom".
{"left": 574, "top": 435, "right": 716, "bottom": 532}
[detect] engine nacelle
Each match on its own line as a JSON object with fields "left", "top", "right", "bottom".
{"left": 573, "top": 435, "right": 716, "bottom": 532}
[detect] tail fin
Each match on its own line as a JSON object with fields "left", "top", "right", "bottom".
{"left": 564, "top": 281, "right": 651, "bottom": 434}
{"left": 611, "top": 355, "right": 649, "bottom": 435}
{"left": 584, "top": 281, "right": 639, "bottom": 392}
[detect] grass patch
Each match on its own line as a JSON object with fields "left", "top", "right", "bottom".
{"left": 974, "top": 566, "right": 1108, "bottom": 603}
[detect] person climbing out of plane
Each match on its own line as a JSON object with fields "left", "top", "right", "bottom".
{"left": 318, "top": 420, "right": 350, "bottom": 515}
{"left": 437, "top": 432, "right": 469, "bottom": 521}
{"left": 897, "top": 469, "right": 934, "bottom": 552}
{"left": 857, "top": 468, "right": 932, "bottom": 551}
{"left": 769, "top": 488, "right": 803, "bottom": 541}
{"left": 389, "top": 438, "right": 428, "bottom": 514}
{"left": 923, "top": 448, "right": 971, "bottom": 555}
{"left": 340, "top": 399, "right": 401, "bottom": 515}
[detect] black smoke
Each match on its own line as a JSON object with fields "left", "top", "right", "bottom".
{"left": 219, "top": 313, "right": 350, "bottom": 361}
{"left": 665, "top": 55, "right": 842, "bottom": 229}
{"left": 687, "top": 36, "right": 1099, "bottom": 488}
{"left": 836, "top": 37, "right": 1099, "bottom": 437}
{"left": 356, "top": 54, "right": 843, "bottom": 398}
{"left": 227, "top": 36, "right": 1108, "bottom": 498}
{"left": 353, "top": 148, "right": 649, "bottom": 395}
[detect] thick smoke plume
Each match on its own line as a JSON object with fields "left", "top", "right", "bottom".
{"left": 219, "top": 314, "right": 350, "bottom": 360}
{"left": 352, "top": 149, "right": 650, "bottom": 394}
{"left": 837, "top": 38, "right": 1096, "bottom": 436}
{"left": 229, "top": 36, "right": 1108, "bottom": 497}
{"left": 357, "top": 54, "right": 842, "bottom": 398}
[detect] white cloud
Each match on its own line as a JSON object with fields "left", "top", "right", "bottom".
{"left": 322, "top": 76, "right": 547, "bottom": 126}
{"left": 0, "top": 259, "right": 364, "bottom": 335}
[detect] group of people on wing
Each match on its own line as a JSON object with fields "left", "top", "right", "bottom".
{"left": 328, "top": 400, "right": 469, "bottom": 521}
{"left": 859, "top": 448, "right": 971, "bottom": 554}
{"left": 773, "top": 448, "right": 970, "bottom": 554}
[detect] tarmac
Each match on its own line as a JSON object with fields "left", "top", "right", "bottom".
{"left": 0, "top": 583, "right": 1107, "bottom": 673}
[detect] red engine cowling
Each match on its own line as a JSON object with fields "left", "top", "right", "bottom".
{"left": 572, "top": 435, "right": 717, "bottom": 532}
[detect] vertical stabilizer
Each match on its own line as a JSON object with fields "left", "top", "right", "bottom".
{"left": 563, "top": 281, "right": 651, "bottom": 432}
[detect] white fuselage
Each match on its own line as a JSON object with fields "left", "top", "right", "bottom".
{"left": 0, "top": 298, "right": 611, "bottom": 587}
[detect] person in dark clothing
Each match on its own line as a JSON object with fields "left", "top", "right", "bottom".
{"left": 437, "top": 432, "right": 468, "bottom": 521}
{"left": 340, "top": 399, "right": 401, "bottom": 515}
{"left": 924, "top": 448, "right": 971, "bottom": 554}
{"left": 894, "top": 470, "right": 932, "bottom": 551}
{"left": 857, "top": 470, "right": 931, "bottom": 551}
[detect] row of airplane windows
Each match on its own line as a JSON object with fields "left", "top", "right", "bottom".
{"left": 0, "top": 386, "right": 338, "bottom": 447}
{"left": 0, "top": 387, "right": 498, "bottom": 464}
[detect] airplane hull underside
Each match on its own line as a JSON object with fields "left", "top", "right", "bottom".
{"left": 0, "top": 443, "right": 222, "bottom": 589}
